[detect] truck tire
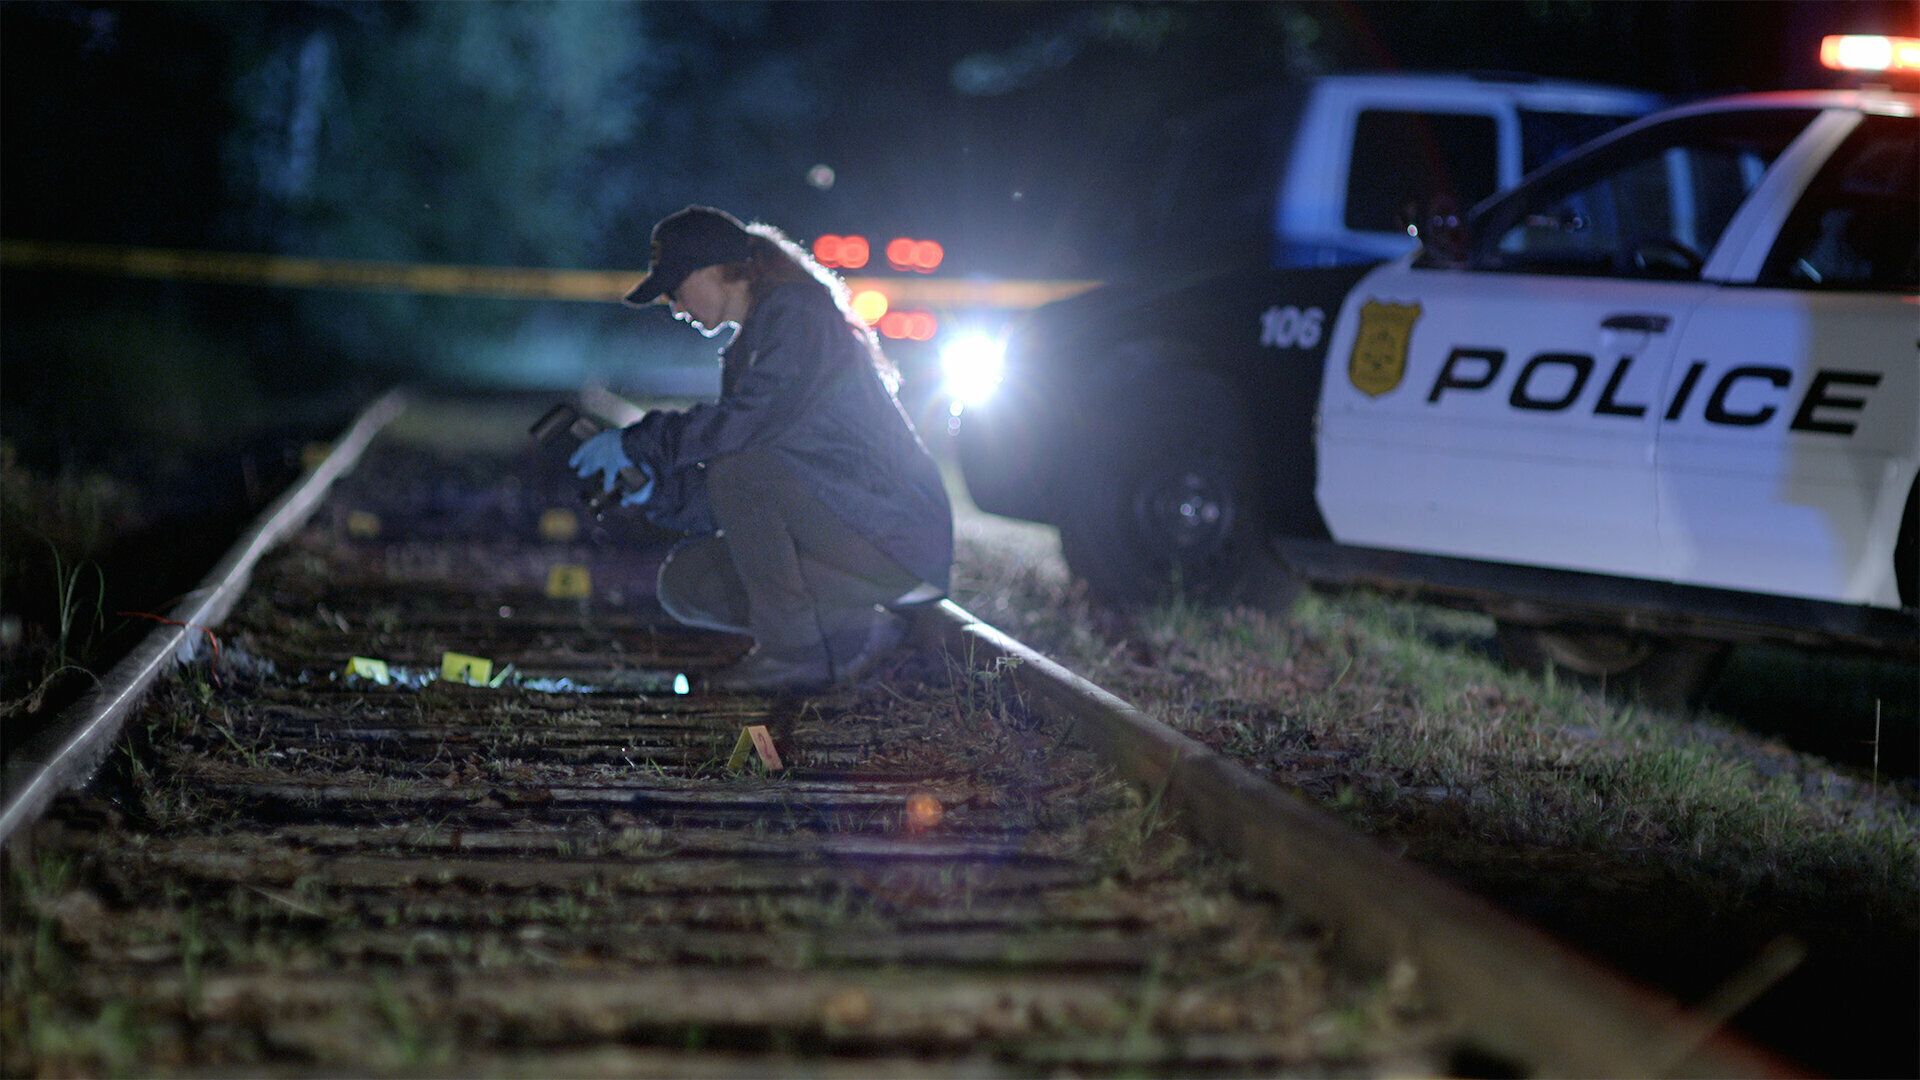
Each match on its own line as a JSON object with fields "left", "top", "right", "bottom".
{"left": 1057, "top": 375, "right": 1299, "bottom": 612}
{"left": 955, "top": 400, "right": 1048, "bottom": 522}
{"left": 1494, "top": 622, "right": 1728, "bottom": 710}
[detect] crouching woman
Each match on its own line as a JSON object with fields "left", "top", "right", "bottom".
{"left": 570, "top": 206, "right": 951, "bottom": 692}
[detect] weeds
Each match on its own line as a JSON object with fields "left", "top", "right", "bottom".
{"left": 1136, "top": 749, "right": 1179, "bottom": 846}
{"left": 21, "top": 998, "right": 149, "bottom": 1076}
{"left": 950, "top": 512, "right": 1920, "bottom": 955}
{"left": 0, "top": 538, "right": 108, "bottom": 719}
{"left": 369, "top": 975, "right": 450, "bottom": 1069}
{"left": 1119, "top": 948, "right": 1169, "bottom": 1066}
{"left": 46, "top": 538, "right": 106, "bottom": 674}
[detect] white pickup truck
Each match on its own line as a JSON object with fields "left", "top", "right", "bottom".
{"left": 952, "top": 68, "right": 1918, "bottom": 705}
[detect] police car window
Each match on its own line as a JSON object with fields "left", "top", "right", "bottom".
{"left": 1345, "top": 110, "right": 1498, "bottom": 233}
{"left": 1518, "top": 110, "right": 1639, "bottom": 175}
{"left": 1758, "top": 114, "right": 1919, "bottom": 291}
{"left": 1472, "top": 109, "right": 1815, "bottom": 280}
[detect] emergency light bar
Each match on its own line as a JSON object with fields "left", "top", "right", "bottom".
{"left": 1820, "top": 35, "right": 1920, "bottom": 75}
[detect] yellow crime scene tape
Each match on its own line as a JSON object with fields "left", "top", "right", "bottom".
{"left": 0, "top": 239, "right": 1100, "bottom": 311}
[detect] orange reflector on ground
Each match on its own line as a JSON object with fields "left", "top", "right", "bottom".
{"left": 906, "top": 792, "right": 943, "bottom": 831}
{"left": 727, "top": 724, "right": 783, "bottom": 772}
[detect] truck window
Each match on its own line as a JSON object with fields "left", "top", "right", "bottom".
{"left": 1471, "top": 108, "right": 1816, "bottom": 280}
{"left": 1758, "top": 114, "right": 1919, "bottom": 291}
{"left": 1344, "top": 109, "right": 1498, "bottom": 233}
{"left": 1519, "top": 109, "right": 1641, "bottom": 175}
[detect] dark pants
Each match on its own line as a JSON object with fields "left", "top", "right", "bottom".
{"left": 657, "top": 449, "right": 921, "bottom": 669}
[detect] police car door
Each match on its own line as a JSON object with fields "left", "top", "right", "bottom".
{"left": 1319, "top": 108, "right": 1818, "bottom": 579}
{"left": 1658, "top": 109, "right": 1919, "bottom": 608}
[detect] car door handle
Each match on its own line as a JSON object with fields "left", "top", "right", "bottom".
{"left": 1600, "top": 313, "right": 1671, "bottom": 334}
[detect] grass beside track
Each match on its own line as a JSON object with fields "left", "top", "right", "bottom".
{"left": 950, "top": 504, "right": 1919, "bottom": 1077}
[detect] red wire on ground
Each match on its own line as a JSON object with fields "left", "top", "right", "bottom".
{"left": 117, "top": 611, "right": 223, "bottom": 686}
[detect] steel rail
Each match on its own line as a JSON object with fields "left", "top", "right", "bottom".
{"left": 913, "top": 600, "right": 1794, "bottom": 1078}
{"left": 0, "top": 389, "right": 409, "bottom": 848}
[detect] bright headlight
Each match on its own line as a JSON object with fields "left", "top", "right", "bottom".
{"left": 939, "top": 333, "right": 1006, "bottom": 406}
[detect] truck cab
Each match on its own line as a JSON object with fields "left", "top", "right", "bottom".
{"left": 1271, "top": 73, "right": 1662, "bottom": 266}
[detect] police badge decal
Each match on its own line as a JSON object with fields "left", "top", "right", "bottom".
{"left": 1348, "top": 300, "right": 1421, "bottom": 397}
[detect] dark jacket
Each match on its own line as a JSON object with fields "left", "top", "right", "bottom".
{"left": 621, "top": 280, "right": 953, "bottom": 591}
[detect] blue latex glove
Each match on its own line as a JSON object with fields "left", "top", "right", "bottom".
{"left": 569, "top": 430, "right": 633, "bottom": 493}
{"left": 569, "top": 430, "right": 656, "bottom": 508}
{"left": 620, "top": 462, "right": 656, "bottom": 506}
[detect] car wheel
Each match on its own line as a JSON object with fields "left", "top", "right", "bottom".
{"left": 1057, "top": 375, "right": 1299, "bottom": 613}
{"left": 1494, "top": 622, "right": 1729, "bottom": 710}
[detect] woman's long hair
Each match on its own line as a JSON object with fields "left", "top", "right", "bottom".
{"left": 721, "top": 223, "right": 900, "bottom": 393}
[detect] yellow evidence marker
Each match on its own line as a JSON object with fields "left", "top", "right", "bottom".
{"left": 301, "top": 442, "right": 331, "bottom": 471}
{"left": 345, "top": 657, "right": 391, "bottom": 685}
{"left": 727, "top": 724, "right": 784, "bottom": 773}
{"left": 538, "top": 508, "right": 580, "bottom": 542}
{"left": 345, "top": 510, "right": 382, "bottom": 539}
{"left": 545, "top": 564, "right": 592, "bottom": 600}
{"left": 440, "top": 651, "right": 494, "bottom": 687}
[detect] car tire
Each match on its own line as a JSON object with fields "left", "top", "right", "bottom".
{"left": 1057, "top": 374, "right": 1299, "bottom": 613}
{"left": 1494, "top": 621, "right": 1728, "bottom": 710}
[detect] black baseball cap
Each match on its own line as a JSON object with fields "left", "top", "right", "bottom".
{"left": 622, "top": 205, "right": 754, "bottom": 307}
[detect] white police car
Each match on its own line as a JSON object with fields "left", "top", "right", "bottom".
{"left": 955, "top": 41, "right": 1918, "bottom": 702}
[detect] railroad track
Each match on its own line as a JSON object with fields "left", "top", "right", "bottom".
{"left": 2, "top": 394, "right": 1779, "bottom": 1076}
